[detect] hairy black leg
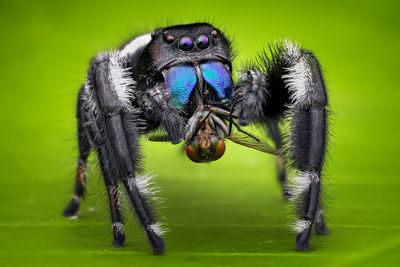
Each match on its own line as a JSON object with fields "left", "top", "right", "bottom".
{"left": 63, "top": 97, "right": 91, "bottom": 217}
{"left": 105, "top": 113, "right": 164, "bottom": 254}
{"left": 62, "top": 158, "right": 87, "bottom": 217}
{"left": 106, "top": 184, "right": 126, "bottom": 247}
{"left": 122, "top": 176, "right": 165, "bottom": 255}
{"left": 98, "top": 144, "right": 127, "bottom": 246}
{"left": 289, "top": 106, "right": 327, "bottom": 250}
{"left": 314, "top": 200, "right": 329, "bottom": 235}
{"left": 88, "top": 52, "right": 165, "bottom": 254}
{"left": 235, "top": 41, "right": 330, "bottom": 251}
{"left": 86, "top": 112, "right": 127, "bottom": 247}
{"left": 102, "top": 113, "right": 164, "bottom": 254}
{"left": 284, "top": 47, "right": 329, "bottom": 250}
{"left": 265, "top": 119, "right": 290, "bottom": 199}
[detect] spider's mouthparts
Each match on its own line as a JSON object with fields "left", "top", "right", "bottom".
{"left": 185, "top": 108, "right": 227, "bottom": 163}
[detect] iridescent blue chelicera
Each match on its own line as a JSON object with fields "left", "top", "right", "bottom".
{"left": 200, "top": 61, "right": 233, "bottom": 101}
{"left": 164, "top": 65, "right": 197, "bottom": 108}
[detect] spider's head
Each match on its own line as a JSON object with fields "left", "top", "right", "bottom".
{"left": 140, "top": 23, "right": 234, "bottom": 112}
{"left": 147, "top": 23, "right": 232, "bottom": 71}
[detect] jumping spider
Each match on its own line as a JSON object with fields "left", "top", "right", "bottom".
{"left": 63, "top": 23, "right": 329, "bottom": 254}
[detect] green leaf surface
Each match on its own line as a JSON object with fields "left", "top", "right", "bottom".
{"left": 0, "top": 0, "right": 399, "bottom": 266}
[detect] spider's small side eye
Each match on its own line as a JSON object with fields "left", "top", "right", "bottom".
{"left": 151, "top": 29, "right": 161, "bottom": 39}
{"left": 196, "top": 35, "right": 209, "bottom": 50}
{"left": 211, "top": 29, "right": 218, "bottom": 38}
{"left": 179, "top": 37, "right": 194, "bottom": 51}
{"left": 163, "top": 33, "right": 175, "bottom": 44}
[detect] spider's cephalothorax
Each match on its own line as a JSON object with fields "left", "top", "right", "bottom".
{"left": 135, "top": 24, "right": 234, "bottom": 162}
{"left": 63, "top": 22, "right": 330, "bottom": 255}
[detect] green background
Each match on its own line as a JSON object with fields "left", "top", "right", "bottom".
{"left": 1, "top": 0, "right": 399, "bottom": 266}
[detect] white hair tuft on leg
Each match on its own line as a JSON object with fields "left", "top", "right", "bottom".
{"left": 286, "top": 171, "right": 320, "bottom": 232}
{"left": 283, "top": 39, "right": 301, "bottom": 63}
{"left": 108, "top": 51, "right": 136, "bottom": 111}
{"left": 112, "top": 222, "right": 123, "bottom": 232}
{"left": 135, "top": 172, "right": 161, "bottom": 199}
{"left": 281, "top": 40, "right": 314, "bottom": 108}
{"left": 282, "top": 58, "right": 312, "bottom": 108}
{"left": 291, "top": 219, "right": 312, "bottom": 233}
{"left": 148, "top": 222, "right": 168, "bottom": 237}
{"left": 288, "top": 171, "right": 316, "bottom": 200}
{"left": 125, "top": 173, "right": 167, "bottom": 237}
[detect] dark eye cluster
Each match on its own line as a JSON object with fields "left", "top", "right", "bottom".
{"left": 163, "top": 30, "right": 218, "bottom": 51}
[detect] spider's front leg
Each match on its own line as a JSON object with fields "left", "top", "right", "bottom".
{"left": 82, "top": 51, "right": 165, "bottom": 254}
{"left": 236, "top": 41, "right": 329, "bottom": 251}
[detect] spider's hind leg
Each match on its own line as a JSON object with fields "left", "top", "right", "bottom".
{"left": 63, "top": 93, "right": 91, "bottom": 217}
{"left": 265, "top": 119, "right": 290, "bottom": 199}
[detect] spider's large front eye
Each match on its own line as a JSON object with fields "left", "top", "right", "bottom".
{"left": 196, "top": 35, "right": 209, "bottom": 50}
{"left": 179, "top": 37, "right": 194, "bottom": 51}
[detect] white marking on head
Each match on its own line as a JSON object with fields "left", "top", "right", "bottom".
{"left": 120, "top": 33, "right": 152, "bottom": 57}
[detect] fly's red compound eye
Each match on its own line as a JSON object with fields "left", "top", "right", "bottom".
{"left": 212, "top": 140, "right": 226, "bottom": 160}
{"left": 186, "top": 144, "right": 202, "bottom": 163}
